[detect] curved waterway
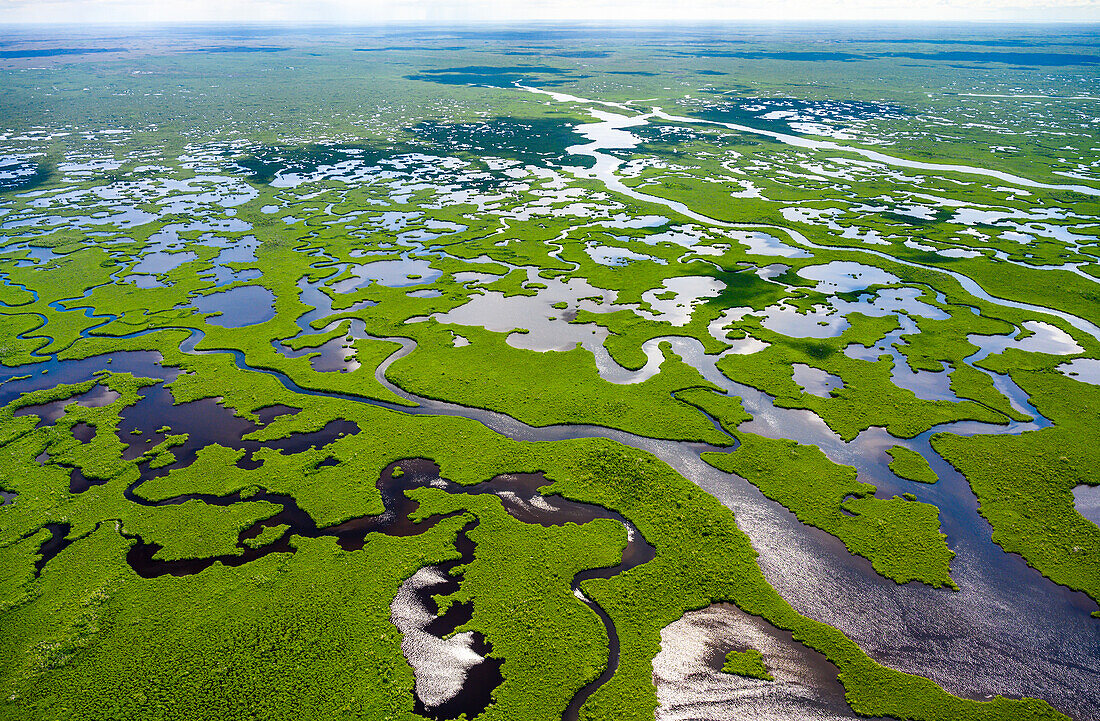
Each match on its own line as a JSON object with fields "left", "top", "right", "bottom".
{"left": 6, "top": 89, "right": 1100, "bottom": 718}
{"left": 518, "top": 85, "right": 1100, "bottom": 198}
{"left": 3, "top": 337, "right": 657, "bottom": 720}
{"left": 518, "top": 84, "right": 1100, "bottom": 344}
{"left": 117, "top": 426, "right": 652, "bottom": 720}
{"left": 506, "top": 85, "right": 1100, "bottom": 718}
{"left": 6, "top": 316, "right": 1099, "bottom": 719}
{"left": 5, "top": 248, "right": 1099, "bottom": 714}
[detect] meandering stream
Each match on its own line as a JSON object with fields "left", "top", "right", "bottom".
{"left": 4, "top": 85, "right": 1100, "bottom": 720}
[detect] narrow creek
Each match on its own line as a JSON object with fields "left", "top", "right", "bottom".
{"left": 5, "top": 312, "right": 1099, "bottom": 719}
{"left": 4, "top": 343, "right": 655, "bottom": 719}
{"left": 116, "top": 409, "right": 654, "bottom": 721}
{"left": 5, "top": 87, "right": 1100, "bottom": 719}
{"left": 511, "top": 86, "right": 1100, "bottom": 718}
{"left": 519, "top": 84, "right": 1100, "bottom": 344}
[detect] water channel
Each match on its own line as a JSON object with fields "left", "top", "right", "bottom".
{"left": 5, "top": 85, "right": 1100, "bottom": 720}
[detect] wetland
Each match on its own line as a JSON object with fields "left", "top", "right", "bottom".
{"left": 0, "top": 20, "right": 1098, "bottom": 721}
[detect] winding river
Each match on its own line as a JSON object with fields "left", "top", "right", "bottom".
{"left": 4, "top": 86, "right": 1100, "bottom": 720}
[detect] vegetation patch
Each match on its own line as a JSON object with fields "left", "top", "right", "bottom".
{"left": 721, "top": 647, "right": 774, "bottom": 681}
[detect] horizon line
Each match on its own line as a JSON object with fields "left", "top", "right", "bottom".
{"left": 2, "top": 18, "right": 1100, "bottom": 26}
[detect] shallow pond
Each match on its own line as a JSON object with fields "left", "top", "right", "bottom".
{"left": 790, "top": 364, "right": 842, "bottom": 397}
{"left": 639, "top": 276, "right": 725, "bottom": 326}
{"left": 796, "top": 261, "right": 900, "bottom": 294}
{"left": 1059, "top": 357, "right": 1100, "bottom": 386}
{"left": 967, "top": 320, "right": 1083, "bottom": 364}
{"left": 760, "top": 303, "right": 849, "bottom": 338}
{"left": 831, "top": 287, "right": 949, "bottom": 321}
{"left": 729, "top": 230, "right": 811, "bottom": 259}
{"left": 190, "top": 285, "right": 276, "bottom": 327}
{"left": 654, "top": 603, "right": 865, "bottom": 721}
{"left": 128, "top": 274, "right": 166, "bottom": 289}
{"left": 331, "top": 257, "right": 443, "bottom": 291}
{"left": 586, "top": 244, "right": 665, "bottom": 266}
{"left": 1073, "top": 485, "right": 1100, "bottom": 526}
{"left": 132, "top": 250, "right": 198, "bottom": 275}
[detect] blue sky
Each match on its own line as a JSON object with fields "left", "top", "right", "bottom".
{"left": 0, "top": 0, "right": 1097, "bottom": 23}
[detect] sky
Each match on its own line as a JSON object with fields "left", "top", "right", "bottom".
{"left": 0, "top": 0, "right": 1097, "bottom": 23}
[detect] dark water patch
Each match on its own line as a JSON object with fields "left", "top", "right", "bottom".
{"left": 189, "top": 285, "right": 275, "bottom": 327}
{"left": 123, "top": 481, "right": 440, "bottom": 577}
{"left": 69, "top": 466, "right": 103, "bottom": 494}
{"left": 120, "top": 460, "right": 491, "bottom": 571}
{"left": 233, "top": 140, "right": 418, "bottom": 185}
{"left": 120, "top": 392, "right": 251, "bottom": 463}
{"left": 0, "top": 159, "right": 53, "bottom": 193}
{"left": 13, "top": 385, "right": 121, "bottom": 427}
{"left": 0, "top": 48, "right": 125, "bottom": 59}
{"left": 441, "top": 467, "right": 656, "bottom": 565}
{"left": 263, "top": 417, "right": 358, "bottom": 455}
{"left": 0, "top": 350, "right": 173, "bottom": 410}
{"left": 406, "top": 64, "right": 583, "bottom": 88}
{"left": 878, "top": 50, "right": 1100, "bottom": 66}
{"left": 410, "top": 117, "right": 597, "bottom": 169}
{"left": 697, "top": 69, "right": 727, "bottom": 75}
{"left": 422, "top": 595, "right": 474, "bottom": 638}
{"left": 116, "top": 383, "right": 356, "bottom": 480}
{"left": 34, "top": 522, "right": 73, "bottom": 577}
{"left": 548, "top": 50, "right": 611, "bottom": 58}
{"left": 406, "top": 518, "right": 504, "bottom": 720}
{"left": 192, "top": 46, "right": 289, "bottom": 53}
{"left": 255, "top": 404, "right": 301, "bottom": 425}
{"left": 691, "top": 96, "right": 911, "bottom": 133}
{"left": 124, "top": 492, "right": 300, "bottom": 577}
{"left": 674, "top": 50, "right": 867, "bottom": 62}
{"left": 71, "top": 421, "right": 95, "bottom": 443}
{"left": 416, "top": 643, "right": 503, "bottom": 720}
{"left": 119, "top": 455, "right": 649, "bottom": 719}
{"left": 298, "top": 335, "right": 356, "bottom": 373}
